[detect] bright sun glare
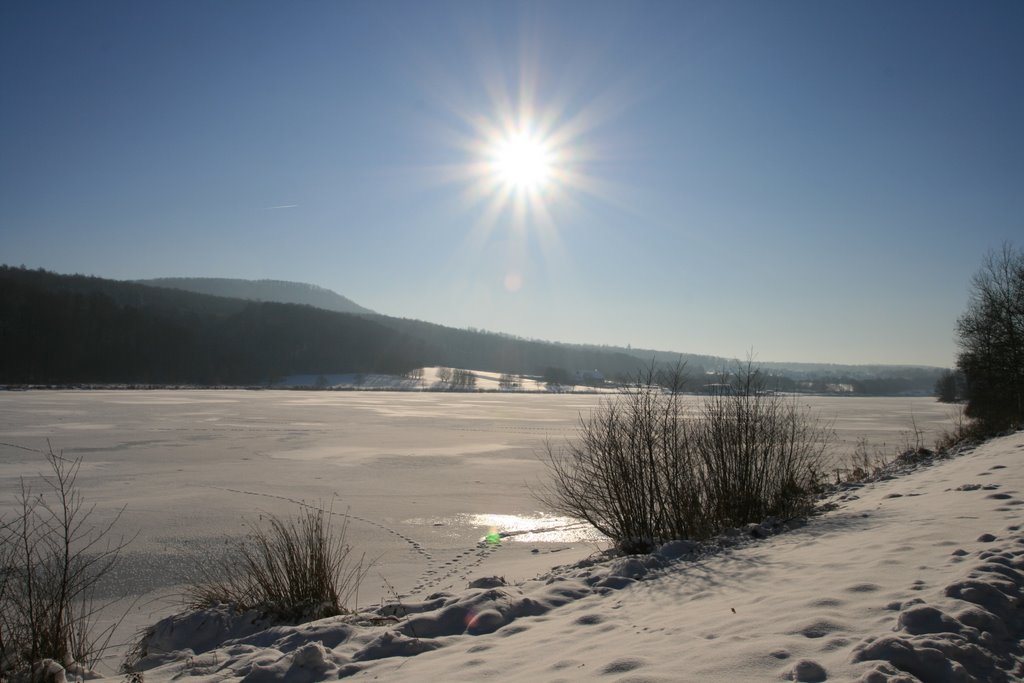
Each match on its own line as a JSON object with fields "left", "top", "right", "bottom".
{"left": 489, "top": 130, "right": 553, "bottom": 191}
{"left": 439, "top": 75, "right": 611, "bottom": 292}
{"left": 429, "top": 33, "right": 628, "bottom": 295}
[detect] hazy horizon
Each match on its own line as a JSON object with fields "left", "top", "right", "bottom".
{"left": 3, "top": 1, "right": 1022, "bottom": 367}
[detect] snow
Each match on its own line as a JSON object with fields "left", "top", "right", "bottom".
{"left": 1, "top": 390, "right": 1004, "bottom": 682}
{"left": 118, "top": 430, "right": 1024, "bottom": 682}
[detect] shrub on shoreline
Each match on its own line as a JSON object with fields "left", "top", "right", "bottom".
{"left": 0, "top": 443, "right": 127, "bottom": 677}
{"left": 539, "top": 362, "right": 831, "bottom": 554}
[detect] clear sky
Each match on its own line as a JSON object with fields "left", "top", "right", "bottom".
{"left": 2, "top": 1, "right": 1022, "bottom": 368}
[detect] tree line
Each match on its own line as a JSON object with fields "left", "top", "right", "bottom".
{"left": 0, "top": 267, "right": 429, "bottom": 385}
{"left": 0, "top": 265, "right": 953, "bottom": 392}
{"left": 954, "top": 244, "right": 1024, "bottom": 432}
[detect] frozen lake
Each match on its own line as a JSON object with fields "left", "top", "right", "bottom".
{"left": 0, "top": 389, "right": 957, "bottom": 665}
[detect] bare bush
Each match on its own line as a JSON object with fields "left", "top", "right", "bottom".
{"left": 0, "top": 442, "right": 127, "bottom": 677}
{"left": 835, "top": 437, "right": 891, "bottom": 483}
{"left": 934, "top": 405, "right": 986, "bottom": 453}
{"left": 188, "top": 504, "right": 369, "bottom": 622}
{"left": 694, "top": 364, "right": 830, "bottom": 529}
{"left": 539, "top": 362, "right": 831, "bottom": 553}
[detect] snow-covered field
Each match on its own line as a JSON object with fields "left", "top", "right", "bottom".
{"left": 0, "top": 390, "right": 975, "bottom": 679}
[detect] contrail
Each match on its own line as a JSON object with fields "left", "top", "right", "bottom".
{"left": 258, "top": 204, "right": 299, "bottom": 210}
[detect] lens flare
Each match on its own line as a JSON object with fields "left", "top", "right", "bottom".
{"left": 503, "top": 270, "right": 523, "bottom": 292}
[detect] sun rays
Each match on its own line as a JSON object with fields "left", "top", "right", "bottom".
{"left": 451, "top": 91, "right": 602, "bottom": 268}
{"left": 408, "top": 31, "right": 637, "bottom": 296}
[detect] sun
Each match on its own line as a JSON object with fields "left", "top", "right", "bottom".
{"left": 487, "top": 129, "right": 554, "bottom": 192}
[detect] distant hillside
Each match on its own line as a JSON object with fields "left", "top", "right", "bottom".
{"left": 0, "top": 267, "right": 425, "bottom": 384}
{"left": 0, "top": 267, "right": 660, "bottom": 386}
{"left": 137, "top": 277, "right": 374, "bottom": 315}
{"left": 366, "top": 315, "right": 652, "bottom": 381}
{"left": 581, "top": 344, "right": 946, "bottom": 386}
{"left": 0, "top": 266, "right": 948, "bottom": 394}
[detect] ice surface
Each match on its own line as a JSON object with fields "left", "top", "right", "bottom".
{"left": 0, "top": 389, "right": 963, "bottom": 676}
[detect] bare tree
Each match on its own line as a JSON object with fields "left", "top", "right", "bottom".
{"left": 655, "top": 357, "right": 690, "bottom": 395}
{"left": 450, "top": 368, "right": 477, "bottom": 390}
{"left": 934, "top": 369, "right": 962, "bottom": 404}
{"left": 956, "top": 243, "right": 1024, "bottom": 431}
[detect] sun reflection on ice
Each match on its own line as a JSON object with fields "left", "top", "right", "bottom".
{"left": 406, "top": 511, "right": 605, "bottom": 544}
{"left": 467, "top": 512, "right": 605, "bottom": 544}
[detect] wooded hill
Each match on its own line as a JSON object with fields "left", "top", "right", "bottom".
{"left": 0, "top": 266, "right": 947, "bottom": 393}
{"left": 0, "top": 267, "right": 652, "bottom": 385}
{"left": 0, "top": 267, "right": 426, "bottom": 385}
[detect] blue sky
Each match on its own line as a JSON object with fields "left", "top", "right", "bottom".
{"left": 2, "top": 1, "right": 1022, "bottom": 367}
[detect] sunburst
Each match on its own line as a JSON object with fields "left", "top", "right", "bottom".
{"left": 414, "top": 43, "right": 631, "bottom": 293}
{"left": 487, "top": 128, "right": 554, "bottom": 192}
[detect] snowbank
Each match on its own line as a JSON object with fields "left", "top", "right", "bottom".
{"left": 99, "top": 431, "right": 1024, "bottom": 682}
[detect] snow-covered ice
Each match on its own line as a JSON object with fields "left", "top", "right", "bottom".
{"left": 0, "top": 390, "right": 992, "bottom": 681}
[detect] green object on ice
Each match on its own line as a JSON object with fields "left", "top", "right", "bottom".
{"left": 486, "top": 529, "right": 501, "bottom": 545}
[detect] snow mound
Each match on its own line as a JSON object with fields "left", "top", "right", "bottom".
{"left": 853, "top": 535, "right": 1024, "bottom": 682}
{"left": 125, "top": 535, "right": 709, "bottom": 680}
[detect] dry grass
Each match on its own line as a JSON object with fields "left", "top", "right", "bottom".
{"left": 188, "top": 504, "right": 369, "bottom": 622}
{"left": 834, "top": 437, "right": 892, "bottom": 483}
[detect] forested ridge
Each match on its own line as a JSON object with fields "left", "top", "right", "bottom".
{"left": 366, "top": 315, "right": 646, "bottom": 380}
{"left": 0, "top": 267, "right": 429, "bottom": 384}
{"left": 0, "top": 266, "right": 947, "bottom": 393}
{"left": 0, "top": 267, "right": 679, "bottom": 385}
{"left": 0, "top": 267, "right": 650, "bottom": 385}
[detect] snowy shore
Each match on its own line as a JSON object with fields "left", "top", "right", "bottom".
{"left": 109, "top": 431, "right": 1024, "bottom": 682}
